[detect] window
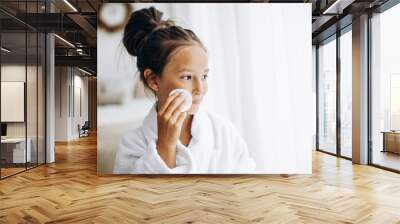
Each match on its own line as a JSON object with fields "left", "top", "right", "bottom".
{"left": 340, "top": 29, "right": 352, "bottom": 158}
{"left": 371, "top": 3, "right": 400, "bottom": 171}
{"left": 318, "top": 36, "right": 337, "bottom": 155}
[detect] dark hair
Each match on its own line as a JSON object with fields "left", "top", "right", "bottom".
{"left": 123, "top": 6, "right": 206, "bottom": 89}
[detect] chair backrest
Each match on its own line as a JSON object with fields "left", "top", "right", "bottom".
{"left": 82, "top": 121, "right": 90, "bottom": 129}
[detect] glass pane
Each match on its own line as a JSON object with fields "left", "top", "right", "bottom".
{"left": 371, "top": 4, "right": 400, "bottom": 171}
{"left": 340, "top": 29, "right": 352, "bottom": 158}
{"left": 27, "top": 31, "right": 38, "bottom": 169}
{"left": 38, "top": 32, "right": 45, "bottom": 165}
{"left": 1, "top": 31, "right": 27, "bottom": 177}
{"left": 318, "top": 37, "right": 337, "bottom": 154}
{"left": 26, "top": 0, "right": 39, "bottom": 170}
{"left": 0, "top": 1, "right": 46, "bottom": 178}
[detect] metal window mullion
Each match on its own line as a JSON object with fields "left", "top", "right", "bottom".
{"left": 44, "top": 0, "right": 48, "bottom": 165}
{"left": 72, "top": 67, "right": 74, "bottom": 118}
{"left": 36, "top": 1, "right": 39, "bottom": 167}
{"left": 316, "top": 45, "right": 320, "bottom": 150}
{"left": 44, "top": 32, "right": 47, "bottom": 165}
{"left": 0, "top": 25, "right": 2, "bottom": 179}
{"left": 367, "top": 11, "right": 373, "bottom": 165}
{"left": 68, "top": 68, "right": 71, "bottom": 118}
{"left": 60, "top": 66, "right": 62, "bottom": 117}
{"left": 25, "top": 0, "right": 28, "bottom": 171}
{"left": 336, "top": 30, "right": 341, "bottom": 157}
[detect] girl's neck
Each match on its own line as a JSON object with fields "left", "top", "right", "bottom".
{"left": 180, "top": 114, "right": 193, "bottom": 146}
{"left": 182, "top": 114, "right": 193, "bottom": 131}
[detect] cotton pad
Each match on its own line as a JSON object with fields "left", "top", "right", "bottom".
{"left": 169, "top": 88, "right": 192, "bottom": 112}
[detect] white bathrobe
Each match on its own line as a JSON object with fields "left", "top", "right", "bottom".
{"left": 113, "top": 103, "right": 256, "bottom": 174}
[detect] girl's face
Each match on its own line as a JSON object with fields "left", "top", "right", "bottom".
{"left": 154, "top": 45, "right": 209, "bottom": 115}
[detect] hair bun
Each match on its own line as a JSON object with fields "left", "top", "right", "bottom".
{"left": 123, "top": 6, "right": 173, "bottom": 57}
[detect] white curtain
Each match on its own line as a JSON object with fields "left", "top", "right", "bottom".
{"left": 133, "top": 3, "right": 313, "bottom": 173}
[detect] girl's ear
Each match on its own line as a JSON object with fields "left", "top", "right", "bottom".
{"left": 143, "top": 69, "right": 160, "bottom": 92}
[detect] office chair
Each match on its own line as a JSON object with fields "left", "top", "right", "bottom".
{"left": 79, "top": 121, "right": 90, "bottom": 138}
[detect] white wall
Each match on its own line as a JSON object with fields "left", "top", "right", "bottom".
{"left": 72, "top": 73, "right": 89, "bottom": 138}
{"left": 55, "top": 66, "right": 68, "bottom": 141}
{"left": 1, "top": 65, "right": 40, "bottom": 138}
{"left": 1, "top": 64, "right": 46, "bottom": 164}
{"left": 1, "top": 66, "right": 26, "bottom": 131}
{"left": 55, "top": 67, "right": 89, "bottom": 141}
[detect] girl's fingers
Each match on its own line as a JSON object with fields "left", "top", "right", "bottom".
{"left": 164, "top": 94, "right": 185, "bottom": 119}
{"left": 169, "top": 102, "right": 186, "bottom": 123}
{"left": 159, "top": 92, "right": 182, "bottom": 115}
{"left": 175, "top": 111, "right": 187, "bottom": 126}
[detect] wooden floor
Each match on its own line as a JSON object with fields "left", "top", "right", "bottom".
{"left": 1, "top": 167, "right": 26, "bottom": 178}
{"left": 1, "top": 134, "right": 400, "bottom": 223}
{"left": 1, "top": 163, "right": 45, "bottom": 178}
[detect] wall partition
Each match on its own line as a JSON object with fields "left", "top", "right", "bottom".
{"left": 0, "top": 1, "right": 46, "bottom": 179}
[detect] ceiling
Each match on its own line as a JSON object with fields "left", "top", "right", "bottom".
{"left": 0, "top": 0, "right": 99, "bottom": 75}
{"left": 310, "top": 0, "right": 390, "bottom": 44}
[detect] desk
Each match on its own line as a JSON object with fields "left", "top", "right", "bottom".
{"left": 1, "top": 138, "right": 31, "bottom": 163}
{"left": 381, "top": 131, "right": 400, "bottom": 154}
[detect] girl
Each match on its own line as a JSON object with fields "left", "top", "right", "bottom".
{"left": 113, "top": 6, "right": 256, "bottom": 174}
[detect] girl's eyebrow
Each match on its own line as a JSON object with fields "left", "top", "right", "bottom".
{"left": 178, "top": 68, "right": 209, "bottom": 73}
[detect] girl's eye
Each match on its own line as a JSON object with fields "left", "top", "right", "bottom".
{"left": 202, "top": 74, "right": 208, "bottom": 80}
{"left": 181, "top": 75, "right": 192, "bottom": 80}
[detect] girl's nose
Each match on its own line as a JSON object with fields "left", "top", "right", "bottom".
{"left": 192, "top": 77, "right": 203, "bottom": 95}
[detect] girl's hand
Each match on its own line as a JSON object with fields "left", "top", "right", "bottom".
{"left": 156, "top": 92, "right": 188, "bottom": 168}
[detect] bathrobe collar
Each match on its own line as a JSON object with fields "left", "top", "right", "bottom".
{"left": 141, "top": 102, "right": 206, "bottom": 146}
